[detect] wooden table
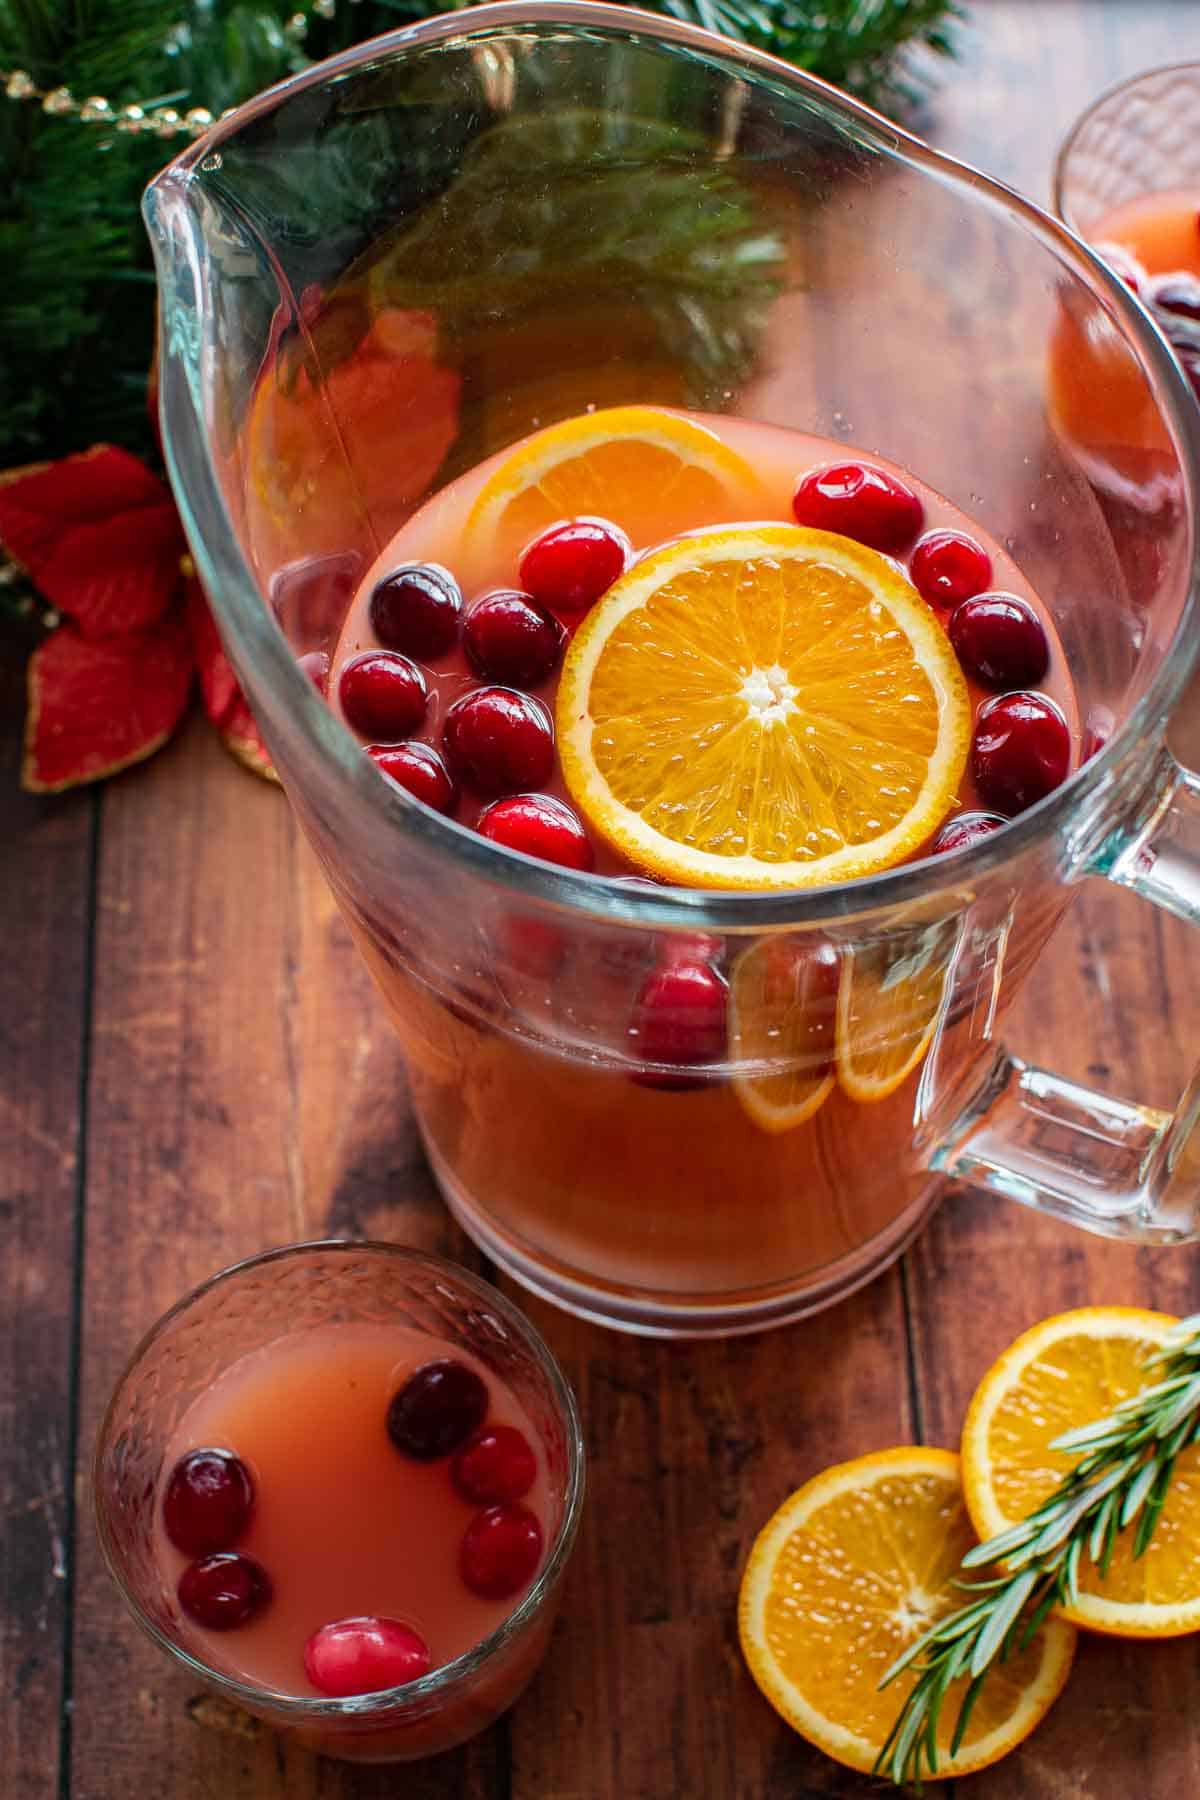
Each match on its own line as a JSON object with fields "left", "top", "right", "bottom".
{"left": 5, "top": 4, "right": 1200, "bottom": 1794}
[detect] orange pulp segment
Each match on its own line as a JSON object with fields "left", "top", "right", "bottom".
{"left": 961, "top": 1307, "right": 1200, "bottom": 1637}
{"left": 556, "top": 524, "right": 970, "bottom": 892}
{"left": 737, "top": 1446, "right": 1076, "bottom": 1778}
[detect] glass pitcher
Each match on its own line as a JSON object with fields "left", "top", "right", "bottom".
{"left": 144, "top": 2, "right": 1200, "bottom": 1337}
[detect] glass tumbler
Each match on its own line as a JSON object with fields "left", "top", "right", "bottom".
{"left": 93, "top": 1241, "right": 584, "bottom": 1763}
{"left": 144, "top": 4, "right": 1200, "bottom": 1338}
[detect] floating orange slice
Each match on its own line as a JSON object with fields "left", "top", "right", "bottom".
{"left": 730, "top": 936, "right": 840, "bottom": 1131}
{"left": 835, "top": 913, "right": 960, "bottom": 1102}
{"left": 738, "top": 1447, "right": 1076, "bottom": 1779}
{"left": 961, "top": 1307, "right": 1200, "bottom": 1638}
{"left": 464, "top": 405, "right": 765, "bottom": 566}
{"left": 556, "top": 524, "right": 970, "bottom": 891}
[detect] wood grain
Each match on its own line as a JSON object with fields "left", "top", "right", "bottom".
{"left": 66, "top": 717, "right": 497, "bottom": 1800}
{"left": 0, "top": 645, "right": 92, "bottom": 1800}
{"left": 2, "top": 4, "right": 1199, "bottom": 1799}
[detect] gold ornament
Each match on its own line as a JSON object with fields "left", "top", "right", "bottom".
{"left": 2, "top": 0, "right": 348, "bottom": 135}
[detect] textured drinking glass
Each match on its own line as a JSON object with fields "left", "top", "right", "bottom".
{"left": 1054, "top": 61, "right": 1200, "bottom": 237}
{"left": 93, "top": 1242, "right": 584, "bottom": 1763}
{"left": 145, "top": 4, "right": 1200, "bottom": 1337}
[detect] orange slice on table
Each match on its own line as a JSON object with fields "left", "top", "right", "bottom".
{"left": 556, "top": 524, "right": 970, "bottom": 892}
{"left": 464, "top": 404, "right": 766, "bottom": 565}
{"left": 730, "top": 936, "right": 840, "bottom": 1131}
{"left": 962, "top": 1307, "right": 1200, "bottom": 1638}
{"left": 835, "top": 913, "right": 961, "bottom": 1102}
{"left": 738, "top": 1446, "right": 1076, "bottom": 1780}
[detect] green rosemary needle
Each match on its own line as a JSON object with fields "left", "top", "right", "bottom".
{"left": 874, "top": 1313, "right": 1200, "bottom": 1790}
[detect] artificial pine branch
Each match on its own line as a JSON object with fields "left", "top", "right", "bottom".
{"left": 874, "top": 1314, "right": 1200, "bottom": 1791}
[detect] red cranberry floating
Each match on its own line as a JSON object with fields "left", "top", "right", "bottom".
{"left": 1149, "top": 271, "right": 1200, "bottom": 324}
{"left": 519, "top": 517, "right": 631, "bottom": 614}
{"left": 930, "top": 811, "right": 1006, "bottom": 855}
{"left": 949, "top": 593, "right": 1050, "bottom": 690}
{"left": 304, "top": 1616, "right": 432, "bottom": 1697}
{"left": 1082, "top": 704, "right": 1115, "bottom": 763}
{"left": 370, "top": 563, "right": 463, "bottom": 661}
{"left": 631, "top": 959, "right": 728, "bottom": 1091}
{"left": 443, "top": 687, "right": 554, "bottom": 796}
{"left": 477, "top": 794, "right": 594, "bottom": 871}
{"left": 460, "top": 1503, "right": 544, "bottom": 1601}
{"left": 340, "top": 651, "right": 427, "bottom": 741}
{"left": 369, "top": 742, "right": 458, "bottom": 816}
{"left": 464, "top": 590, "right": 567, "bottom": 688}
{"left": 178, "top": 1553, "right": 272, "bottom": 1631}
{"left": 791, "top": 461, "right": 924, "bottom": 553}
{"left": 452, "top": 1425, "right": 538, "bottom": 1506}
{"left": 163, "top": 1448, "right": 255, "bottom": 1556}
{"left": 972, "top": 691, "right": 1071, "bottom": 816}
{"left": 387, "top": 1358, "right": 490, "bottom": 1461}
{"left": 909, "top": 531, "right": 993, "bottom": 609}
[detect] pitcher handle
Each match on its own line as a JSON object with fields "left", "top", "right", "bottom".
{"left": 932, "top": 747, "right": 1200, "bottom": 1242}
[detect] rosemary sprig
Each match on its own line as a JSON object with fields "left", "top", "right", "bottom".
{"left": 875, "top": 1313, "right": 1200, "bottom": 1791}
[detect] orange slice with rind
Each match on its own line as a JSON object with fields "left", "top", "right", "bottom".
{"left": 738, "top": 1446, "right": 1076, "bottom": 1779}
{"left": 961, "top": 1307, "right": 1200, "bottom": 1638}
{"left": 556, "top": 524, "right": 970, "bottom": 892}
{"left": 730, "top": 935, "right": 840, "bottom": 1131}
{"left": 835, "top": 912, "right": 960, "bottom": 1102}
{"left": 465, "top": 404, "right": 766, "bottom": 566}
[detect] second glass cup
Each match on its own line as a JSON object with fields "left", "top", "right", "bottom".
{"left": 93, "top": 1242, "right": 584, "bottom": 1763}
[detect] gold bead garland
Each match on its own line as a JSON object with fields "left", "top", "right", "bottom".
{"left": 0, "top": 0, "right": 353, "bottom": 139}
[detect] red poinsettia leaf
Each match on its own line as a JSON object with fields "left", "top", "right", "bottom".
{"left": 0, "top": 446, "right": 186, "bottom": 637}
{"left": 22, "top": 614, "right": 194, "bottom": 794}
{"left": 183, "top": 575, "right": 278, "bottom": 783}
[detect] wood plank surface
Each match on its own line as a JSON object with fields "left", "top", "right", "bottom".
{"left": 0, "top": 645, "right": 93, "bottom": 1799}
{"left": 2, "top": 4, "right": 1199, "bottom": 1799}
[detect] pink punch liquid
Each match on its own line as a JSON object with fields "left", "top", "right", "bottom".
{"left": 154, "top": 1322, "right": 552, "bottom": 1697}
{"left": 328, "top": 413, "right": 1079, "bottom": 875}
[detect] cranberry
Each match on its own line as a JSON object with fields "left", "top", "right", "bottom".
{"left": 657, "top": 931, "right": 725, "bottom": 968}
{"left": 949, "top": 593, "right": 1050, "bottom": 690}
{"left": 443, "top": 687, "right": 554, "bottom": 796}
{"left": 1095, "top": 240, "right": 1148, "bottom": 297}
{"left": 519, "top": 518, "right": 630, "bottom": 614}
{"left": 791, "top": 461, "right": 924, "bottom": 552}
{"left": 930, "top": 811, "right": 1006, "bottom": 855}
{"left": 387, "top": 1358, "right": 489, "bottom": 1461}
{"left": 972, "top": 692, "right": 1071, "bottom": 816}
{"left": 630, "top": 959, "right": 728, "bottom": 1090}
{"left": 477, "top": 794, "right": 594, "bottom": 871}
{"left": 451, "top": 1425, "right": 538, "bottom": 1505}
{"left": 909, "top": 531, "right": 992, "bottom": 609}
{"left": 163, "top": 1449, "right": 255, "bottom": 1556}
{"left": 339, "top": 651, "right": 427, "bottom": 741}
{"left": 369, "top": 742, "right": 458, "bottom": 816}
{"left": 303, "top": 1617, "right": 431, "bottom": 1697}
{"left": 464, "top": 591, "right": 567, "bottom": 687}
{"left": 178, "top": 1553, "right": 272, "bottom": 1631}
{"left": 459, "top": 1503, "right": 544, "bottom": 1601}
{"left": 370, "top": 563, "right": 463, "bottom": 660}
{"left": 1082, "top": 704, "right": 1115, "bottom": 763}
{"left": 1149, "top": 271, "right": 1200, "bottom": 324}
